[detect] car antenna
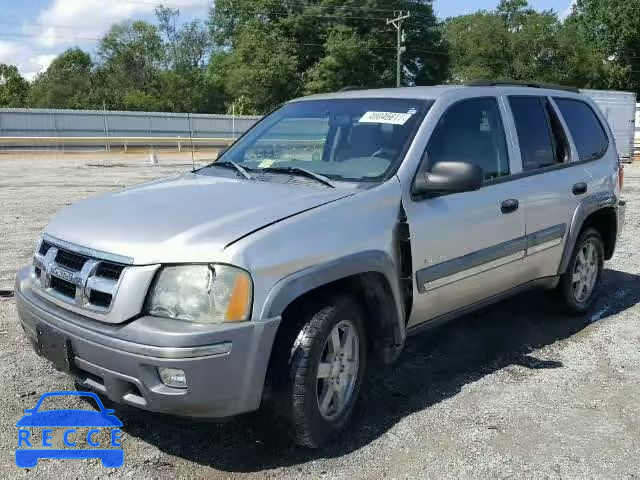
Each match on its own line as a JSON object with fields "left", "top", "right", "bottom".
{"left": 188, "top": 112, "right": 196, "bottom": 172}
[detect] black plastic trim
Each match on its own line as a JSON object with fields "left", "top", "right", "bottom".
{"left": 468, "top": 80, "right": 580, "bottom": 94}
{"left": 483, "top": 155, "right": 602, "bottom": 187}
{"left": 527, "top": 224, "right": 567, "bottom": 249}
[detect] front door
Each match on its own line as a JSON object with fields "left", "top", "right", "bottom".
{"left": 404, "top": 96, "right": 528, "bottom": 327}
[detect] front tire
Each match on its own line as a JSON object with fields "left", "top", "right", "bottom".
{"left": 559, "top": 227, "right": 604, "bottom": 315}
{"left": 285, "top": 295, "right": 367, "bottom": 448}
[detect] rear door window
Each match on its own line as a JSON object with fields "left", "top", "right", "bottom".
{"left": 554, "top": 98, "right": 609, "bottom": 161}
{"left": 509, "top": 96, "right": 557, "bottom": 172}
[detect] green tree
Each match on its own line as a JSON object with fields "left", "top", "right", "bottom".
{"left": 96, "top": 20, "right": 164, "bottom": 110}
{"left": 0, "top": 64, "right": 29, "bottom": 107}
{"left": 571, "top": 0, "right": 640, "bottom": 90}
{"left": 553, "top": 17, "right": 620, "bottom": 89}
{"left": 305, "top": 26, "right": 378, "bottom": 94}
{"left": 156, "top": 6, "right": 211, "bottom": 71}
{"left": 208, "top": 0, "right": 447, "bottom": 112}
{"left": 27, "top": 48, "right": 94, "bottom": 109}
{"left": 207, "top": 23, "right": 300, "bottom": 114}
{"left": 155, "top": 6, "right": 218, "bottom": 112}
{"left": 443, "top": 0, "right": 604, "bottom": 86}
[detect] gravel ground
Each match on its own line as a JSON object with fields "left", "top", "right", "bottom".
{"left": 0, "top": 154, "right": 638, "bottom": 479}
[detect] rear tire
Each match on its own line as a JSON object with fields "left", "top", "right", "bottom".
{"left": 558, "top": 227, "right": 604, "bottom": 315}
{"left": 281, "top": 295, "right": 367, "bottom": 448}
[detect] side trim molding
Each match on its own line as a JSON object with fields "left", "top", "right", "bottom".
{"left": 416, "top": 236, "right": 527, "bottom": 293}
{"left": 416, "top": 224, "right": 566, "bottom": 293}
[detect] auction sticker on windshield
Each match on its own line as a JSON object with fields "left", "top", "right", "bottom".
{"left": 359, "top": 111, "right": 414, "bottom": 125}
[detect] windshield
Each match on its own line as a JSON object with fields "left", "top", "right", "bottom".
{"left": 202, "top": 98, "right": 431, "bottom": 182}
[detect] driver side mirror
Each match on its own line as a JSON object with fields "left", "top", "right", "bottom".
{"left": 413, "top": 161, "right": 484, "bottom": 197}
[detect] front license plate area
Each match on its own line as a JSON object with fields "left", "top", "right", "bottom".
{"left": 36, "top": 324, "right": 74, "bottom": 373}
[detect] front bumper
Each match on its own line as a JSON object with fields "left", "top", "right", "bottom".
{"left": 15, "top": 266, "right": 280, "bottom": 418}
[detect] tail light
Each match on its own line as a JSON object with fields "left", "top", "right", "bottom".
{"left": 618, "top": 164, "right": 624, "bottom": 191}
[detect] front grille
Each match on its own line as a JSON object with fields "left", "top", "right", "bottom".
{"left": 56, "top": 249, "right": 89, "bottom": 271}
{"left": 95, "top": 263, "right": 125, "bottom": 280}
{"left": 33, "top": 239, "right": 128, "bottom": 313}
{"left": 50, "top": 276, "right": 76, "bottom": 299}
{"left": 39, "top": 241, "right": 52, "bottom": 256}
{"left": 89, "top": 290, "right": 112, "bottom": 308}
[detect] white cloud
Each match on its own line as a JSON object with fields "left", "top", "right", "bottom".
{"left": 2, "top": 0, "right": 211, "bottom": 78}
{"left": 35, "top": 0, "right": 211, "bottom": 47}
{"left": 0, "top": 40, "right": 53, "bottom": 80}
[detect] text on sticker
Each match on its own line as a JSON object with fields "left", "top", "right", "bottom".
{"left": 359, "top": 111, "right": 414, "bottom": 125}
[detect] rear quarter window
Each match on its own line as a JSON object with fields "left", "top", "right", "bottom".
{"left": 553, "top": 98, "right": 609, "bottom": 161}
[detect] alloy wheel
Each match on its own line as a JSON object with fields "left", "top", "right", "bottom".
{"left": 572, "top": 239, "right": 599, "bottom": 303}
{"left": 315, "top": 319, "right": 360, "bottom": 420}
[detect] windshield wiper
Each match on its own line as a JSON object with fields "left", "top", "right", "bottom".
{"left": 259, "top": 166, "right": 335, "bottom": 188}
{"left": 210, "top": 160, "right": 253, "bottom": 180}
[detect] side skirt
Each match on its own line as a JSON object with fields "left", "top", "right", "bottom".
{"left": 407, "top": 276, "right": 560, "bottom": 337}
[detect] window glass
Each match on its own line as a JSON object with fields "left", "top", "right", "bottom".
{"left": 204, "top": 98, "right": 431, "bottom": 182}
{"left": 243, "top": 118, "right": 330, "bottom": 165}
{"left": 509, "top": 96, "right": 556, "bottom": 171}
{"left": 554, "top": 98, "right": 609, "bottom": 161}
{"left": 426, "top": 97, "right": 510, "bottom": 181}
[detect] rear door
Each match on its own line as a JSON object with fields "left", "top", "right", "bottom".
{"left": 506, "top": 95, "right": 581, "bottom": 279}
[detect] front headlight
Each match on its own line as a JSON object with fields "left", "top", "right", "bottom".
{"left": 146, "top": 265, "right": 252, "bottom": 324}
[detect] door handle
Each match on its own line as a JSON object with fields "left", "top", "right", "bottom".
{"left": 501, "top": 199, "right": 519, "bottom": 214}
{"left": 573, "top": 182, "right": 588, "bottom": 195}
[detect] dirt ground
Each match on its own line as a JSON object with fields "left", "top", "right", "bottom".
{"left": 0, "top": 153, "right": 638, "bottom": 479}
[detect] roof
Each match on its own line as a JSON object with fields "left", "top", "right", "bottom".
{"left": 292, "top": 83, "right": 586, "bottom": 102}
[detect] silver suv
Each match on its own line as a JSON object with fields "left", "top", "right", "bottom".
{"left": 15, "top": 83, "right": 626, "bottom": 448}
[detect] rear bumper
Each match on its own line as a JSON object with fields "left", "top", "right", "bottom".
{"left": 15, "top": 266, "right": 280, "bottom": 418}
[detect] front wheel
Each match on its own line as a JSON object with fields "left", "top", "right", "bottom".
{"left": 285, "top": 296, "right": 367, "bottom": 448}
{"left": 559, "top": 227, "right": 604, "bottom": 315}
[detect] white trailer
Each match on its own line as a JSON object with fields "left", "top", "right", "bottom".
{"left": 581, "top": 89, "right": 636, "bottom": 163}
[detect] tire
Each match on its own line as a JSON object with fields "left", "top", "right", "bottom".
{"left": 559, "top": 227, "right": 605, "bottom": 315}
{"left": 283, "top": 295, "right": 367, "bottom": 448}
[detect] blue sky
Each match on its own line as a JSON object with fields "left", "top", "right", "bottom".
{"left": 0, "top": 0, "right": 574, "bottom": 79}
{"left": 434, "top": 0, "right": 573, "bottom": 18}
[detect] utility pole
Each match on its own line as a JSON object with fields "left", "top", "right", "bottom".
{"left": 387, "top": 11, "right": 410, "bottom": 87}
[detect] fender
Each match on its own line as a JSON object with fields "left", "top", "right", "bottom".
{"left": 261, "top": 250, "right": 406, "bottom": 348}
{"left": 558, "top": 191, "right": 618, "bottom": 274}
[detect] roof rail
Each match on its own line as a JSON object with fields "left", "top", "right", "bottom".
{"left": 468, "top": 80, "right": 580, "bottom": 94}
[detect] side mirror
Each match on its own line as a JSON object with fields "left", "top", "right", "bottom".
{"left": 413, "top": 161, "right": 484, "bottom": 196}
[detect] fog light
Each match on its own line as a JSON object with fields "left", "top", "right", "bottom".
{"left": 157, "top": 367, "right": 187, "bottom": 388}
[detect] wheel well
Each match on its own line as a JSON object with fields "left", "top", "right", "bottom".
{"left": 580, "top": 207, "right": 617, "bottom": 260}
{"left": 266, "top": 272, "right": 399, "bottom": 393}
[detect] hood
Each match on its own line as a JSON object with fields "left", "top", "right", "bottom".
{"left": 45, "top": 172, "right": 353, "bottom": 264}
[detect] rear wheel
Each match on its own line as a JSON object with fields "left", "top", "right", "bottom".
{"left": 282, "top": 295, "right": 366, "bottom": 448}
{"left": 559, "top": 228, "right": 604, "bottom": 315}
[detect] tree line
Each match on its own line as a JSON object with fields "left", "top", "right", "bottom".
{"left": 0, "top": 0, "right": 638, "bottom": 115}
